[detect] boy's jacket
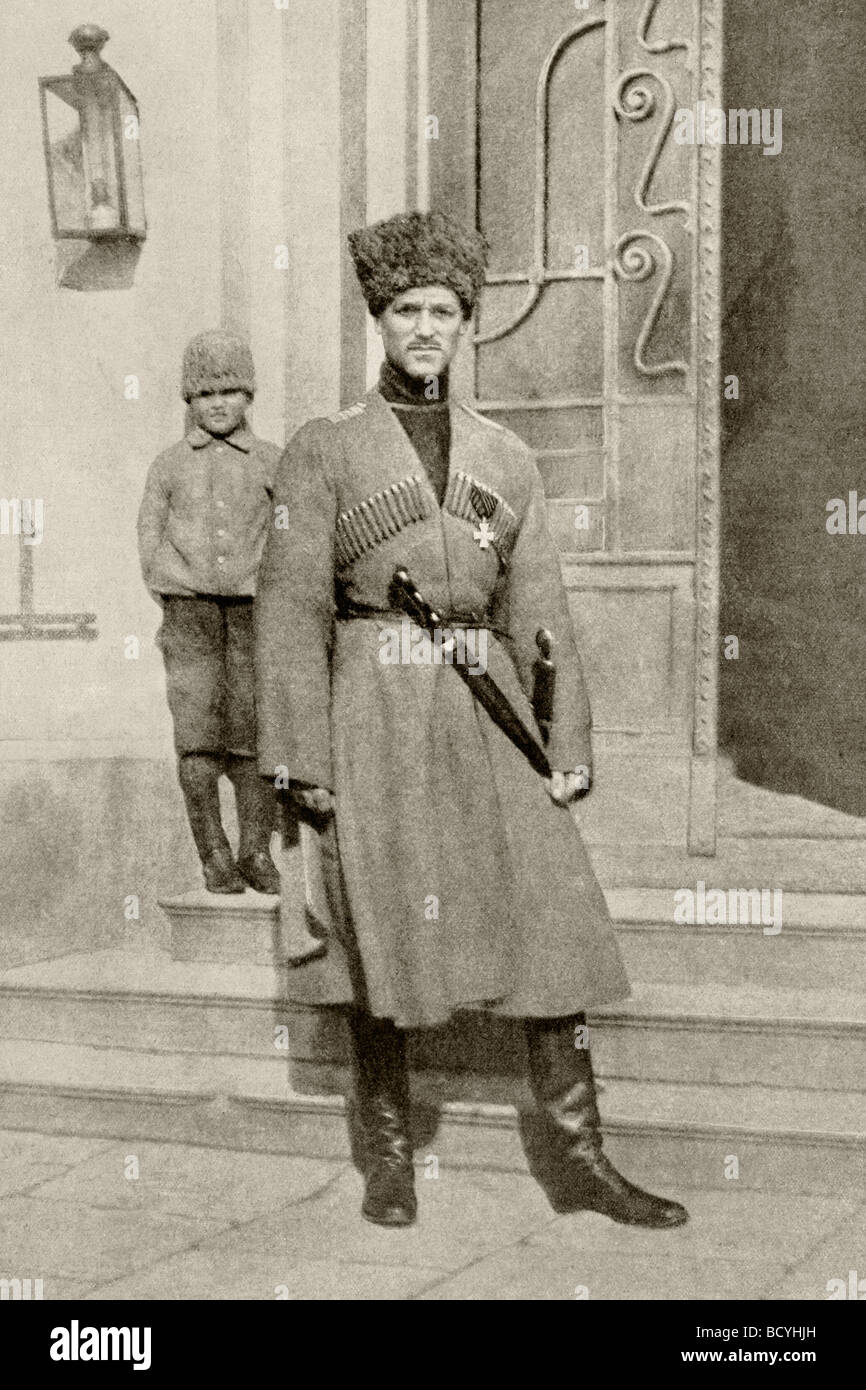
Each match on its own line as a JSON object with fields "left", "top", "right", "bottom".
{"left": 137, "top": 425, "right": 281, "bottom": 596}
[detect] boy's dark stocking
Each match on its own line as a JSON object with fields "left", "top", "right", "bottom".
{"left": 177, "top": 753, "right": 245, "bottom": 894}
{"left": 226, "top": 754, "right": 280, "bottom": 894}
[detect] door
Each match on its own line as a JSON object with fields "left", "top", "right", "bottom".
{"left": 422, "top": 0, "right": 722, "bottom": 854}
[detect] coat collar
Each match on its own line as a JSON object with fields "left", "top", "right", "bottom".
{"left": 363, "top": 387, "right": 442, "bottom": 506}
{"left": 366, "top": 385, "right": 489, "bottom": 506}
{"left": 186, "top": 424, "right": 254, "bottom": 452}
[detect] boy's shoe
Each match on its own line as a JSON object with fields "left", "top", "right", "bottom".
{"left": 237, "top": 849, "right": 280, "bottom": 895}
{"left": 202, "top": 848, "right": 247, "bottom": 894}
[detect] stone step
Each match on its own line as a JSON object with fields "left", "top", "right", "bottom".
{"left": 160, "top": 885, "right": 866, "bottom": 994}
{"left": 159, "top": 889, "right": 281, "bottom": 966}
{"left": 593, "top": 838, "right": 866, "bottom": 894}
{"left": 606, "top": 888, "right": 866, "bottom": 990}
{"left": 716, "top": 770, "right": 866, "bottom": 841}
{"left": 1, "top": 948, "right": 864, "bottom": 1093}
{"left": 617, "top": 923, "right": 866, "bottom": 991}
{"left": 0, "top": 1038, "right": 862, "bottom": 1195}
{"left": 607, "top": 888, "right": 866, "bottom": 929}
{"left": 594, "top": 984, "right": 866, "bottom": 1093}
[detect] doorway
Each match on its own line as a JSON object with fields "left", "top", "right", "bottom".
{"left": 719, "top": 0, "right": 866, "bottom": 821}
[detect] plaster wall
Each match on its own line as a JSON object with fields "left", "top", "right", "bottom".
{"left": 0, "top": 0, "right": 410, "bottom": 963}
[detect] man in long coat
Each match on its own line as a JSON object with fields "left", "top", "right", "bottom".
{"left": 255, "top": 210, "right": 687, "bottom": 1231}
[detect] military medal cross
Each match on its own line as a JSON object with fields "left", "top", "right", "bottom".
{"left": 470, "top": 483, "right": 497, "bottom": 550}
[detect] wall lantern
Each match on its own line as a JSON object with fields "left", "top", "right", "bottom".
{"left": 39, "top": 24, "right": 146, "bottom": 242}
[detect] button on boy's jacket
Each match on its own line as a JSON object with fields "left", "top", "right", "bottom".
{"left": 137, "top": 425, "right": 281, "bottom": 597}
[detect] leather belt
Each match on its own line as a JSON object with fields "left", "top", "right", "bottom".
{"left": 337, "top": 599, "right": 493, "bottom": 628}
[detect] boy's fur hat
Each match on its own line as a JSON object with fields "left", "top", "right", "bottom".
{"left": 348, "top": 211, "right": 489, "bottom": 318}
{"left": 181, "top": 330, "right": 255, "bottom": 401}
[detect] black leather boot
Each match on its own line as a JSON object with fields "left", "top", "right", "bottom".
{"left": 347, "top": 1008, "right": 417, "bottom": 1227}
{"left": 178, "top": 755, "right": 246, "bottom": 894}
{"left": 525, "top": 1015, "right": 688, "bottom": 1228}
{"left": 226, "top": 755, "right": 281, "bottom": 894}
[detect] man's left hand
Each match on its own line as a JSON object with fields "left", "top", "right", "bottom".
{"left": 547, "top": 770, "right": 592, "bottom": 806}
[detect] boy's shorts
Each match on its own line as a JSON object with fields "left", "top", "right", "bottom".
{"left": 158, "top": 595, "right": 257, "bottom": 757}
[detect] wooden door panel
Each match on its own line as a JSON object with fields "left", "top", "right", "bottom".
{"left": 477, "top": 6, "right": 607, "bottom": 274}
{"left": 477, "top": 281, "right": 606, "bottom": 399}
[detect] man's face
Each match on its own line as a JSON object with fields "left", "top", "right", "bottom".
{"left": 189, "top": 389, "right": 249, "bottom": 438}
{"left": 376, "top": 285, "right": 469, "bottom": 379}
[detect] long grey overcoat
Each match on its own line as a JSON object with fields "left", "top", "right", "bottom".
{"left": 255, "top": 386, "right": 630, "bottom": 1028}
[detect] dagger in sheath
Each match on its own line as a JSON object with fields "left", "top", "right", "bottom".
{"left": 390, "top": 567, "right": 554, "bottom": 780}
{"left": 532, "top": 627, "right": 556, "bottom": 747}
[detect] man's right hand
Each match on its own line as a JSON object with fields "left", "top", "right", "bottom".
{"left": 292, "top": 784, "right": 335, "bottom": 816}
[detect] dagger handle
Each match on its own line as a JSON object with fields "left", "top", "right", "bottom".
{"left": 392, "top": 568, "right": 442, "bottom": 629}
{"left": 533, "top": 628, "right": 556, "bottom": 742}
{"left": 535, "top": 627, "right": 554, "bottom": 665}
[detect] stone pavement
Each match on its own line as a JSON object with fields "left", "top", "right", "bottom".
{"left": 0, "top": 1127, "right": 861, "bottom": 1301}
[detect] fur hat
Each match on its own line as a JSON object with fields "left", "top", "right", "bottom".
{"left": 181, "top": 330, "right": 255, "bottom": 401}
{"left": 348, "top": 211, "right": 489, "bottom": 318}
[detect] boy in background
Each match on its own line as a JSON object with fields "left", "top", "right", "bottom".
{"left": 138, "top": 330, "right": 281, "bottom": 894}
